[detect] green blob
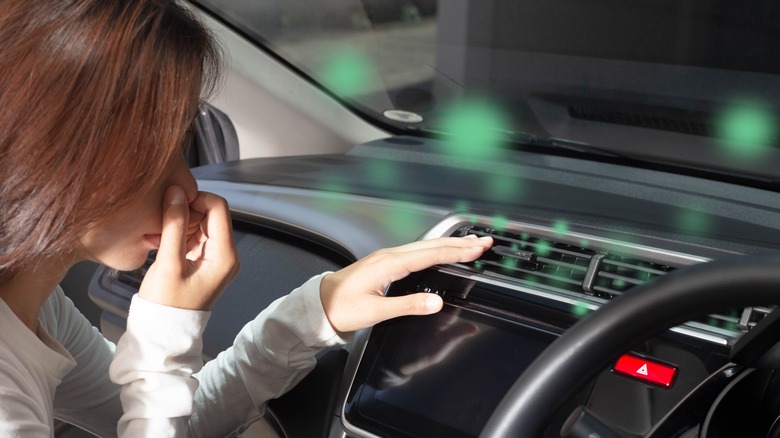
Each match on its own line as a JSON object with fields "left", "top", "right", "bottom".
{"left": 385, "top": 208, "right": 424, "bottom": 241}
{"left": 438, "top": 99, "right": 511, "bottom": 159}
{"left": 579, "top": 238, "right": 590, "bottom": 248}
{"left": 491, "top": 215, "right": 508, "bottom": 231}
{"left": 535, "top": 240, "right": 551, "bottom": 256}
{"left": 319, "top": 178, "right": 348, "bottom": 194}
{"left": 320, "top": 47, "right": 375, "bottom": 98}
{"left": 350, "top": 11, "right": 372, "bottom": 28}
{"left": 484, "top": 173, "right": 520, "bottom": 203}
{"left": 502, "top": 257, "right": 518, "bottom": 269}
{"left": 367, "top": 161, "right": 399, "bottom": 187}
{"left": 613, "top": 278, "right": 626, "bottom": 289}
{"left": 717, "top": 104, "right": 775, "bottom": 159}
{"left": 677, "top": 208, "right": 710, "bottom": 236}
{"left": 552, "top": 219, "right": 569, "bottom": 236}
{"left": 453, "top": 200, "right": 470, "bottom": 212}
{"left": 571, "top": 301, "right": 590, "bottom": 318}
{"left": 401, "top": 4, "right": 422, "bottom": 23}
{"left": 314, "top": 179, "right": 349, "bottom": 213}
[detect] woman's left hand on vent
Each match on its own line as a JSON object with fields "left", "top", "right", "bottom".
{"left": 318, "top": 235, "right": 493, "bottom": 333}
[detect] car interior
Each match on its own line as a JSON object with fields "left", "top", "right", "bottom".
{"left": 58, "top": 1, "right": 780, "bottom": 437}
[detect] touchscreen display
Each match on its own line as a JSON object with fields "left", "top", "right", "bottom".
{"left": 345, "top": 303, "right": 557, "bottom": 437}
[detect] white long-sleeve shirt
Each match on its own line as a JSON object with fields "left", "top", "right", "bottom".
{"left": 0, "top": 273, "right": 346, "bottom": 437}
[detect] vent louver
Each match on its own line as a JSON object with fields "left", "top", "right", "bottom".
{"left": 450, "top": 224, "right": 744, "bottom": 334}
{"left": 452, "top": 225, "right": 676, "bottom": 298}
{"left": 591, "top": 254, "right": 674, "bottom": 299}
{"left": 452, "top": 225, "right": 598, "bottom": 295}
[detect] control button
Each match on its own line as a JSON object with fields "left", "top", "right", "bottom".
{"left": 613, "top": 354, "right": 677, "bottom": 388}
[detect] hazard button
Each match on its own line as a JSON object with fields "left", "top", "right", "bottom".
{"left": 613, "top": 354, "right": 677, "bottom": 388}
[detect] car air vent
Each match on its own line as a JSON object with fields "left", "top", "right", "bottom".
{"left": 449, "top": 224, "right": 745, "bottom": 334}
{"left": 591, "top": 253, "right": 674, "bottom": 299}
{"left": 451, "top": 225, "right": 598, "bottom": 295}
{"left": 451, "top": 224, "right": 678, "bottom": 298}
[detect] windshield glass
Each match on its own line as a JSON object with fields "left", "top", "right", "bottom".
{"left": 194, "top": 0, "right": 780, "bottom": 184}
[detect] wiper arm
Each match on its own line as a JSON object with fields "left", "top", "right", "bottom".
{"left": 506, "top": 130, "right": 622, "bottom": 158}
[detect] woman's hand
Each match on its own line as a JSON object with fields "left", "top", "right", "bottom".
{"left": 319, "top": 235, "right": 493, "bottom": 333}
{"left": 139, "top": 186, "right": 239, "bottom": 310}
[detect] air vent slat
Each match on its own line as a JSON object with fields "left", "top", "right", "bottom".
{"left": 455, "top": 225, "right": 598, "bottom": 295}
{"left": 592, "top": 286, "right": 624, "bottom": 297}
{"left": 448, "top": 222, "right": 751, "bottom": 336}
{"left": 479, "top": 260, "right": 585, "bottom": 287}
{"left": 536, "top": 257, "right": 589, "bottom": 272}
{"left": 596, "top": 272, "right": 646, "bottom": 286}
{"left": 601, "top": 259, "right": 668, "bottom": 276}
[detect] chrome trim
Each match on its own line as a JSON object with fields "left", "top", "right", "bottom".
{"left": 669, "top": 326, "right": 731, "bottom": 346}
{"left": 434, "top": 265, "right": 734, "bottom": 346}
{"left": 433, "top": 265, "right": 604, "bottom": 311}
{"left": 423, "top": 213, "right": 712, "bottom": 266}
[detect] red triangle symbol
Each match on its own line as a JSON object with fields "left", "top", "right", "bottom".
{"left": 637, "top": 364, "right": 649, "bottom": 375}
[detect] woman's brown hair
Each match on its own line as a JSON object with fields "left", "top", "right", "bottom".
{"left": 0, "top": 0, "right": 221, "bottom": 282}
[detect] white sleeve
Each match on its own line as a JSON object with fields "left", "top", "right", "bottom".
{"left": 44, "top": 287, "right": 123, "bottom": 437}
{"left": 187, "top": 273, "right": 349, "bottom": 437}
{"left": 108, "top": 294, "right": 210, "bottom": 437}
{"left": 109, "top": 273, "right": 348, "bottom": 437}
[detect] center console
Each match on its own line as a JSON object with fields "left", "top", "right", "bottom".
{"left": 339, "top": 215, "right": 738, "bottom": 437}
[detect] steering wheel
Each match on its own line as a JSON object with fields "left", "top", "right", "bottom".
{"left": 480, "top": 256, "right": 780, "bottom": 437}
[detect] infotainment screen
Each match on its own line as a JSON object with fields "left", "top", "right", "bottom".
{"left": 343, "top": 292, "right": 559, "bottom": 438}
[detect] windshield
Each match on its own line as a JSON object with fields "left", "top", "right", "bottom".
{"left": 194, "top": 0, "right": 780, "bottom": 184}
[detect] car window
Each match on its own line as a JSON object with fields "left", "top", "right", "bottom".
{"left": 193, "top": 0, "right": 780, "bottom": 185}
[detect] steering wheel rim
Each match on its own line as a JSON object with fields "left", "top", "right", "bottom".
{"left": 480, "top": 255, "right": 780, "bottom": 437}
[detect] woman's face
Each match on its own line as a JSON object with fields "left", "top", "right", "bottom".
{"left": 78, "top": 153, "right": 199, "bottom": 271}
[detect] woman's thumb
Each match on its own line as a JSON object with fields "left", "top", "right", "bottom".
{"left": 382, "top": 292, "right": 444, "bottom": 322}
{"left": 156, "top": 186, "right": 189, "bottom": 272}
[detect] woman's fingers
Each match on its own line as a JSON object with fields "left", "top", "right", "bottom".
{"left": 155, "top": 186, "right": 190, "bottom": 275}
{"left": 378, "top": 236, "right": 493, "bottom": 283}
{"left": 139, "top": 189, "right": 238, "bottom": 310}
{"left": 320, "top": 235, "right": 492, "bottom": 332}
{"left": 374, "top": 292, "right": 443, "bottom": 318}
{"left": 188, "top": 192, "right": 236, "bottom": 263}
{"left": 326, "top": 292, "right": 443, "bottom": 334}
{"left": 187, "top": 207, "right": 205, "bottom": 235}
{"left": 378, "top": 234, "right": 486, "bottom": 254}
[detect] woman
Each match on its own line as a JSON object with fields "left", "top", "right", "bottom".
{"left": 0, "top": 1, "right": 492, "bottom": 436}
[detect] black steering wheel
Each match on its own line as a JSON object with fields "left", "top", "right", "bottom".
{"left": 480, "top": 256, "right": 780, "bottom": 437}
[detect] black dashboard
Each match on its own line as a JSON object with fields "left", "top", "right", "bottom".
{"left": 89, "top": 136, "right": 780, "bottom": 437}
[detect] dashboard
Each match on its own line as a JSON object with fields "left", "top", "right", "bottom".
{"left": 89, "top": 136, "right": 780, "bottom": 437}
